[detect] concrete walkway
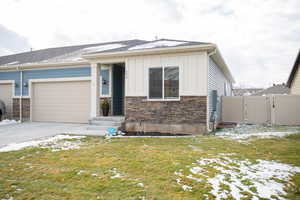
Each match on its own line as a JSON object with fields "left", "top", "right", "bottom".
{"left": 0, "top": 122, "right": 105, "bottom": 147}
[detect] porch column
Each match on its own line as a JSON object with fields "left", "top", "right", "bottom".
{"left": 90, "top": 63, "right": 100, "bottom": 118}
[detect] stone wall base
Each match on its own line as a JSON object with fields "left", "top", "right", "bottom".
{"left": 125, "top": 96, "right": 207, "bottom": 134}
{"left": 125, "top": 122, "right": 207, "bottom": 135}
{"left": 13, "top": 98, "right": 30, "bottom": 121}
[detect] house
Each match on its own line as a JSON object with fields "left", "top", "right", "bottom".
{"left": 0, "top": 39, "right": 234, "bottom": 134}
{"left": 233, "top": 88, "right": 263, "bottom": 96}
{"left": 251, "top": 83, "right": 289, "bottom": 96}
{"left": 287, "top": 50, "right": 300, "bottom": 94}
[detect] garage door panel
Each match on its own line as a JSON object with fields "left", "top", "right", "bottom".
{"left": 0, "top": 83, "right": 13, "bottom": 118}
{"left": 32, "top": 81, "right": 90, "bottom": 123}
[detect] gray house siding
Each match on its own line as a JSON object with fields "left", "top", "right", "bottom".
{"left": 208, "top": 57, "right": 232, "bottom": 121}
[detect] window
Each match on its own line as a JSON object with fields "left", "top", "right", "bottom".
{"left": 149, "top": 66, "right": 179, "bottom": 100}
{"left": 101, "top": 69, "right": 110, "bottom": 96}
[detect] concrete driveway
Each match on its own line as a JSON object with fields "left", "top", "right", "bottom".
{"left": 0, "top": 122, "right": 105, "bottom": 147}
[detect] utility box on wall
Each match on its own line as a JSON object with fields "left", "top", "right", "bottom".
{"left": 211, "top": 90, "right": 218, "bottom": 112}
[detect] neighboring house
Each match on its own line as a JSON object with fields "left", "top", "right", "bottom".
{"left": 251, "top": 83, "right": 289, "bottom": 96}
{"left": 287, "top": 50, "right": 300, "bottom": 94}
{"left": 233, "top": 88, "right": 263, "bottom": 96}
{"left": 0, "top": 39, "right": 234, "bottom": 134}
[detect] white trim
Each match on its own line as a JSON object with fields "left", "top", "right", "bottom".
{"left": 0, "top": 80, "right": 15, "bottom": 98}
{"left": 147, "top": 66, "right": 180, "bottom": 101}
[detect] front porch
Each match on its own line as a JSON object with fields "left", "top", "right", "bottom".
{"left": 90, "top": 62, "right": 125, "bottom": 119}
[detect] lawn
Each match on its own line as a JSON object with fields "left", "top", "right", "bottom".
{"left": 0, "top": 126, "right": 300, "bottom": 200}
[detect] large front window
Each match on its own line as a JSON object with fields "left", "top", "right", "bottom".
{"left": 149, "top": 66, "right": 179, "bottom": 100}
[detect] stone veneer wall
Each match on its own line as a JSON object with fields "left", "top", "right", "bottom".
{"left": 100, "top": 97, "right": 112, "bottom": 116}
{"left": 13, "top": 98, "right": 30, "bottom": 121}
{"left": 125, "top": 96, "right": 207, "bottom": 134}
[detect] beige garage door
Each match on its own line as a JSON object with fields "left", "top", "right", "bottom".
{"left": 0, "top": 83, "right": 13, "bottom": 118}
{"left": 32, "top": 80, "right": 90, "bottom": 123}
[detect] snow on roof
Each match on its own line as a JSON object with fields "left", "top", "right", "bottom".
{"left": 128, "top": 40, "right": 188, "bottom": 50}
{"left": 83, "top": 43, "right": 125, "bottom": 53}
{"left": 4, "top": 61, "right": 20, "bottom": 66}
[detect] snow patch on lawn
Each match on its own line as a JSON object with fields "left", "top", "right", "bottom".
{"left": 0, "top": 135, "right": 85, "bottom": 152}
{"left": 174, "top": 154, "right": 300, "bottom": 199}
{"left": 216, "top": 124, "right": 300, "bottom": 142}
{"left": 176, "top": 178, "right": 193, "bottom": 191}
{"left": 129, "top": 40, "right": 187, "bottom": 50}
{"left": 0, "top": 119, "right": 19, "bottom": 126}
{"left": 110, "top": 168, "right": 123, "bottom": 179}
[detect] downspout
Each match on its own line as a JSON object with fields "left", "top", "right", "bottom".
{"left": 17, "top": 66, "right": 23, "bottom": 122}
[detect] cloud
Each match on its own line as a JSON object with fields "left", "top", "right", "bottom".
{"left": 0, "top": 24, "right": 30, "bottom": 56}
{"left": 0, "top": 0, "right": 299, "bottom": 87}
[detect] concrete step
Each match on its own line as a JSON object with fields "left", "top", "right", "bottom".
{"left": 86, "top": 125, "right": 119, "bottom": 131}
{"left": 90, "top": 120, "right": 122, "bottom": 126}
{"left": 91, "top": 116, "right": 125, "bottom": 122}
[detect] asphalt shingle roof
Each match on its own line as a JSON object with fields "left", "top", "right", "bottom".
{"left": 0, "top": 39, "right": 212, "bottom": 67}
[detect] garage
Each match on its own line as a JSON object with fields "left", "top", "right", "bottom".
{"left": 0, "top": 83, "right": 13, "bottom": 118}
{"left": 32, "top": 80, "right": 90, "bottom": 123}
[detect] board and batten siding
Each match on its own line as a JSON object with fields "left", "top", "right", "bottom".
{"left": 290, "top": 65, "right": 300, "bottom": 95}
{"left": 208, "top": 57, "right": 232, "bottom": 121}
{"left": 125, "top": 52, "right": 208, "bottom": 97}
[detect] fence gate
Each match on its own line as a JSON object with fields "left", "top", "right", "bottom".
{"left": 221, "top": 95, "right": 300, "bottom": 125}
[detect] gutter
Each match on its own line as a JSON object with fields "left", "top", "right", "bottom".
{"left": 0, "top": 61, "right": 89, "bottom": 71}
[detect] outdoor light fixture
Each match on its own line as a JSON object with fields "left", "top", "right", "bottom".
{"left": 102, "top": 80, "right": 107, "bottom": 85}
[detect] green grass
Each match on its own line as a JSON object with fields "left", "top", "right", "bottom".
{"left": 0, "top": 131, "right": 300, "bottom": 199}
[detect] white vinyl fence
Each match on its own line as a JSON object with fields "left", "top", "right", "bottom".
{"left": 221, "top": 95, "right": 300, "bottom": 125}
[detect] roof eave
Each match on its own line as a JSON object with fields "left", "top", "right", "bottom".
{"left": 287, "top": 50, "right": 300, "bottom": 88}
{"left": 211, "top": 47, "right": 235, "bottom": 83}
{"left": 0, "top": 60, "right": 89, "bottom": 71}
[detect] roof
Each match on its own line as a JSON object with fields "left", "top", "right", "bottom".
{"left": 0, "top": 39, "right": 146, "bottom": 66}
{"left": 0, "top": 38, "right": 234, "bottom": 83}
{"left": 0, "top": 39, "right": 211, "bottom": 66}
{"left": 287, "top": 50, "right": 300, "bottom": 88}
{"left": 252, "top": 84, "right": 290, "bottom": 96}
{"left": 233, "top": 88, "right": 263, "bottom": 96}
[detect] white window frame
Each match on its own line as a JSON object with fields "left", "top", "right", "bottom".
{"left": 100, "top": 66, "right": 112, "bottom": 97}
{"left": 147, "top": 66, "right": 180, "bottom": 101}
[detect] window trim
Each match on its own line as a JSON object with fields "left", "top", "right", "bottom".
{"left": 147, "top": 66, "right": 180, "bottom": 101}
{"left": 100, "top": 66, "right": 112, "bottom": 97}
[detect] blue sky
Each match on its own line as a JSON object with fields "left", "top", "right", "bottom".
{"left": 0, "top": 0, "right": 299, "bottom": 88}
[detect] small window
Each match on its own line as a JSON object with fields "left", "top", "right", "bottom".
{"left": 149, "top": 68, "right": 163, "bottom": 99}
{"left": 101, "top": 69, "right": 110, "bottom": 96}
{"left": 164, "top": 67, "right": 179, "bottom": 99}
{"left": 148, "top": 66, "right": 179, "bottom": 100}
